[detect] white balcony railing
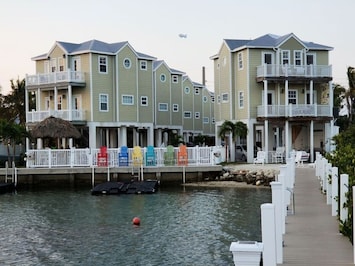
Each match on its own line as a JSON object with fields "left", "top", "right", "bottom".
{"left": 256, "top": 64, "right": 332, "bottom": 78}
{"left": 26, "top": 109, "right": 86, "bottom": 122}
{"left": 257, "top": 104, "right": 332, "bottom": 117}
{"left": 26, "top": 71, "right": 85, "bottom": 86}
{"left": 25, "top": 146, "right": 222, "bottom": 168}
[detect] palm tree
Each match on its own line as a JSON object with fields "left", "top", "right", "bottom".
{"left": 345, "top": 66, "right": 355, "bottom": 126}
{"left": 218, "top": 120, "right": 248, "bottom": 162}
{"left": 0, "top": 78, "right": 27, "bottom": 125}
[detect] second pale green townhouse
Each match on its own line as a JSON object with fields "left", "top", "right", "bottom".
{"left": 25, "top": 40, "right": 215, "bottom": 150}
{"left": 211, "top": 33, "right": 338, "bottom": 163}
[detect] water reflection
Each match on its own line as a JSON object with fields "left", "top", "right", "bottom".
{"left": 0, "top": 186, "right": 271, "bottom": 265}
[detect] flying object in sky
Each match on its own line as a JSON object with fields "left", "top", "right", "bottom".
{"left": 178, "top": 33, "right": 187, "bottom": 38}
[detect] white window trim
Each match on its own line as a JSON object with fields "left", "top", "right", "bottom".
{"left": 288, "top": 90, "right": 298, "bottom": 104}
{"left": 99, "top": 93, "right": 109, "bottom": 112}
{"left": 281, "top": 50, "right": 290, "bottom": 65}
{"left": 123, "top": 58, "right": 131, "bottom": 69}
{"left": 158, "top": 103, "right": 168, "bottom": 111}
{"left": 222, "top": 93, "right": 229, "bottom": 103}
{"left": 194, "top": 88, "right": 200, "bottom": 95}
{"left": 195, "top": 112, "right": 200, "bottom": 119}
{"left": 140, "top": 60, "right": 147, "bottom": 70}
{"left": 172, "top": 75, "right": 178, "bottom": 83}
{"left": 122, "top": 94, "right": 134, "bottom": 105}
{"left": 294, "top": 50, "right": 303, "bottom": 66}
{"left": 160, "top": 74, "right": 166, "bottom": 82}
{"left": 184, "top": 111, "right": 192, "bottom": 119}
{"left": 262, "top": 51, "right": 274, "bottom": 65}
{"left": 238, "top": 52, "right": 243, "bottom": 70}
{"left": 184, "top": 87, "right": 190, "bottom": 94}
{"left": 173, "top": 104, "right": 179, "bottom": 112}
{"left": 99, "top": 56, "right": 108, "bottom": 73}
{"left": 239, "top": 91, "right": 244, "bottom": 109}
{"left": 140, "top": 96, "right": 148, "bottom": 106}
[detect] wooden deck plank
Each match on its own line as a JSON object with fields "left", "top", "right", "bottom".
{"left": 279, "top": 167, "right": 353, "bottom": 265}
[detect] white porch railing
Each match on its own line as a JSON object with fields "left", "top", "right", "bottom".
{"left": 256, "top": 64, "right": 332, "bottom": 78}
{"left": 26, "top": 71, "right": 85, "bottom": 86}
{"left": 257, "top": 104, "right": 332, "bottom": 117}
{"left": 25, "top": 146, "right": 222, "bottom": 168}
{"left": 26, "top": 109, "right": 86, "bottom": 122}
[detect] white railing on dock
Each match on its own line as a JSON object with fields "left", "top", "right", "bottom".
{"left": 25, "top": 146, "right": 222, "bottom": 168}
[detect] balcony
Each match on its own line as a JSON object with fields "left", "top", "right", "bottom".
{"left": 26, "top": 71, "right": 85, "bottom": 87}
{"left": 256, "top": 64, "right": 332, "bottom": 81}
{"left": 257, "top": 104, "right": 332, "bottom": 118}
{"left": 26, "top": 109, "right": 86, "bottom": 123}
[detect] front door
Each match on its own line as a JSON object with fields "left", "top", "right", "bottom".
{"left": 72, "top": 95, "right": 82, "bottom": 120}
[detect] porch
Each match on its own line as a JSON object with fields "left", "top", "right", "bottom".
{"left": 256, "top": 64, "right": 332, "bottom": 80}
{"left": 26, "top": 70, "right": 85, "bottom": 87}
{"left": 257, "top": 104, "right": 332, "bottom": 118}
{"left": 26, "top": 109, "right": 86, "bottom": 123}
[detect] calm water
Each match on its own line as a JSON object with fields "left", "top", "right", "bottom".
{"left": 0, "top": 185, "right": 271, "bottom": 266}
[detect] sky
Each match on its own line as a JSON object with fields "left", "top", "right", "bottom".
{"left": 1, "top": 0, "right": 354, "bottom": 94}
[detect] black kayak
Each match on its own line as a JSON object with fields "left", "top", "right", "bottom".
{"left": 91, "top": 180, "right": 159, "bottom": 195}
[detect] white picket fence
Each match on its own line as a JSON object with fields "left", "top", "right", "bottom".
{"left": 25, "top": 146, "right": 225, "bottom": 168}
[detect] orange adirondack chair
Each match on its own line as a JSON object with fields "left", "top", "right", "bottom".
{"left": 177, "top": 144, "right": 188, "bottom": 166}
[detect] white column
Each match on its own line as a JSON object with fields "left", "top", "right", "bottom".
{"left": 156, "top": 128, "right": 162, "bottom": 146}
{"left": 326, "top": 163, "right": 332, "bottom": 205}
{"left": 264, "top": 120, "right": 269, "bottom": 163}
{"left": 261, "top": 203, "right": 277, "bottom": 266}
{"left": 68, "top": 84, "right": 72, "bottom": 121}
{"left": 285, "top": 121, "right": 289, "bottom": 159}
{"left": 88, "top": 123, "right": 96, "bottom": 149}
{"left": 310, "top": 120, "right": 314, "bottom": 162}
{"left": 271, "top": 182, "right": 283, "bottom": 264}
{"left": 148, "top": 126, "right": 154, "bottom": 146}
{"left": 120, "top": 127, "right": 127, "bottom": 146}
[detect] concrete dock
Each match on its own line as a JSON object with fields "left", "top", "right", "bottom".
{"left": 279, "top": 167, "right": 354, "bottom": 265}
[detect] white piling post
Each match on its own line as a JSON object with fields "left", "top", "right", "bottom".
{"left": 340, "top": 174, "right": 349, "bottom": 223}
{"left": 277, "top": 173, "right": 286, "bottom": 235}
{"left": 321, "top": 158, "right": 328, "bottom": 193}
{"left": 91, "top": 166, "right": 95, "bottom": 188}
{"left": 271, "top": 182, "right": 283, "bottom": 264}
{"left": 326, "top": 163, "right": 332, "bottom": 205}
{"left": 261, "top": 203, "right": 277, "bottom": 266}
{"left": 331, "top": 167, "right": 338, "bottom": 216}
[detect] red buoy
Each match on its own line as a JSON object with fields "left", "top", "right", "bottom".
{"left": 132, "top": 217, "right": 141, "bottom": 226}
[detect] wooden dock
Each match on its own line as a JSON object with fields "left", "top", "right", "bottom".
{"left": 279, "top": 167, "right": 354, "bottom": 265}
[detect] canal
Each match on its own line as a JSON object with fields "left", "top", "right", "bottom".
{"left": 0, "top": 185, "right": 271, "bottom": 265}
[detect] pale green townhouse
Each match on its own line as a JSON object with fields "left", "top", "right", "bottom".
{"left": 211, "top": 33, "right": 337, "bottom": 163}
{"left": 25, "top": 39, "right": 215, "bottom": 150}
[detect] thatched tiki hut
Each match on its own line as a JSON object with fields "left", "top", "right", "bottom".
{"left": 31, "top": 116, "right": 81, "bottom": 149}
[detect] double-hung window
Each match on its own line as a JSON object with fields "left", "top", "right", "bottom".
{"left": 288, "top": 90, "right": 297, "bottom": 104}
{"left": 99, "top": 94, "right": 108, "bottom": 111}
{"left": 282, "top": 50, "right": 290, "bottom": 65}
{"left": 294, "top": 50, "right": 302, "bottom": 66}
{"left": 99, "top": 56, "right": 107, "bottom": 73}
{"left": 238, "top": 52, "right": 243, "bottom": 70}
{"left": 239, "top": 91, "right": 244, "bottom": 108}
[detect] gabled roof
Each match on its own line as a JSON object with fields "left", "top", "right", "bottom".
{"left": 214, "top": 33, "right": 333, "bottom": 57}
{"left": 32, "top": 39, "right": 156, "bottom": 60}
{"left": 153, "top": 60, "right": 185, "bottom": 75}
